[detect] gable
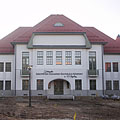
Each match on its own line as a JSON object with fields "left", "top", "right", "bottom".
{"left": 27, "top": 32, "right": 91, "bottom": 49}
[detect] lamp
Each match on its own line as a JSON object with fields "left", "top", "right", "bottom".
{"left": 27, "top": 65, "right": 32, "bottom": 107}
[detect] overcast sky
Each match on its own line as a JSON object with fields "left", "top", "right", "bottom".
{"left": 0, "top": 0, "right": 120, "bottom": 39}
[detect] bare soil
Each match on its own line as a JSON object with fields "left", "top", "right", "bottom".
{"left": 0, "top": 97, "right": 120, "bottom": 120}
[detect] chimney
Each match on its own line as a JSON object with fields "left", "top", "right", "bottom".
{"left": 116, "top": 34, "right": 120, "bottom": 41}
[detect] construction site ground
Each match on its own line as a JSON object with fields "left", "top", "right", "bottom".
{"left": 0, "top": 96, "right": 120, "bottom": 120}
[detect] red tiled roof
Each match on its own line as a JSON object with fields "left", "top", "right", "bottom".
{"left": 13, "top": 15, "right": 105, "bottom": 43}
{"left": 0, "top": 27, "right": 31, "bottom": 53}
{"left": 0, "top": 14, "right": 119, "bottom": 54}
{"left": 107, "top": 35, "right": 120, "bottom": 53}
{"left": 84, "top": 27, "right": 120, "bottom": 53}
{"left": 104, "top": 35, "right": 120, "bottom": 54}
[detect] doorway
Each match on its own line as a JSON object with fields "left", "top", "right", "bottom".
{"left": 54, "top": 80, "right": 63, "bottom": 95}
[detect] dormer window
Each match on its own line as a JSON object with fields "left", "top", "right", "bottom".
{"left": 54, "top": 22, "right": 64, "bottom": 27}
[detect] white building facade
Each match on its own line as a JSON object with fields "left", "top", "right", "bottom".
{"left": 0, "top": 15, "right": 119, "bottom": 97}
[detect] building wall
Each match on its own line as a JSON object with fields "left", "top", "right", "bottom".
{"left": 0, "top": 34, "right": 105, "bottom": 97}
{"left": 33, "top": 35, "right": 86, "bottom": 45}
{"left": 15, "top": 43, "right": 103, "bottom": 96}
{"left": 104, "top": 54, "right": 120, "bottom": 95}
{"left": 0, "top": 55, "right": 15, "bottom": 96}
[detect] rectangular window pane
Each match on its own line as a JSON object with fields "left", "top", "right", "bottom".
{"left": 89, "top": 51, "right": 96, "bottom": 70}
{"left": 75, "top": 51, "right": 81, "bottom": 65}
{"left": 22, "top": 80, "right": 29, "bottom": 90}
{"left": 56, "top": 51, "right": 62, "bottom": 65}
{"left": 46, "top": 51, "right": 53, "bottom": 65}
{"left": 75, "top": 80, "right": 82, "bottom": 90}
{"left": 105, "top": 62, "right": 111, "bottom": 72}
{"left": 6, "top": 62, "right": 11, "bottom": 72}
{"left": 37, "top": 51, "right": 43, "bottom": 65}
{"left": 90, "top": 80, "right": 96, "bottom": 90}
{"left": 113, "top": 62, "right": 118, "bottom": 72}
{"left": 22, "top": 52, "right": 29, "bottom": 73}
{"left": 0, "top": 81, "right": 3, "bottom": 90}
{"left": 113, "top": 80, "right": 119, "bottom": 90}
{"left": 5, "top": 81, "right": 11, "bottom": 90}
{"left": 37, "top": 79, "right": 43, "bottom": 90}
{"left": 65, "top": 51, "right": 72, "bottom": 65}
{"left": 106, "top": 80, "right": 112, "bottom": 90}
{"left": 0, "top": 62, "right": 4, "bottom": 72}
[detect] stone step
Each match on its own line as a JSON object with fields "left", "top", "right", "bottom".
{"left": 47, "top": 95, "right": 74, "bottom": 100}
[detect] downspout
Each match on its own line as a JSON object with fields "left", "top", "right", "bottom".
{"left": 14, "top": 45, "right": 16, "bottom": 96}
{"left": 102, "top": 45, "right": 105, "bottom": 95}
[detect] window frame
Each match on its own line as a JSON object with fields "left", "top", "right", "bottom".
{"left": 37, "top": 79, "right": 44, "bottom": 90}
{"left": 113, "top": 62, "right": 118, "bottom": 72}
{"left": 106, "top": 80, "right": 112, "bottom": 90}
{"left": 65, "top": 51, "right": 72, "bottom": 65}
{"left": 90, "top": 80, "right": 96, "bottom": 90}
{"left": 113, "top": 80, "right": 119, "bottom": 90}
{"left": 56, "top": 51, "right": 62, "bottom": 65}
{"left": 5, "top": 81, "right": 11, "bottom": 90}
{"left": 75, "top": 51, "right": 81, "bottom": 65}
{"left": 0, "top": 81, "right": 3, "bottom": 90}
{"left": 0, "top": 62, "right": 4, "bottom": 72}
{"left": 105, "top": 62, "right": 111, "bottom": 72}
{"left": 46, "top": 51, "right": 53, "bottom": 65}
{"left": 22, "top": 80, "right": 29, "bottom": 90}
{"left": 89, "top": 51, "right": 96, "bottom": 70}
{"left": 22, "top": 52, "right": 29, "bottom": 72}
{"left": 75, "top": 79, "right": 82, "bottom": 90}
{"left": 37, "top": 51, "right": 44, "bottom": 65}
{"left": 5, "top": 62, "right": 11, "bottom": 72}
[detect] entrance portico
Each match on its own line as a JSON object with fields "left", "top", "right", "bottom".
{"left": 47, "top": 79, "right": 71, "bottom": 95}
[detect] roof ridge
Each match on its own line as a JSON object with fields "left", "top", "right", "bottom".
{"left": 85, "top": 27, "right": 115, "bottom": 41}
{"left": 1, "top": 27, "right": 31, "bottom": 40}
{"left": 0, "top": 27, "right": 21, "bottom": 40}
{"left": 62, "top": 15, "right": 84, "bottom": 29}
{"left": 13, "top": 15, "right": 54, "bottom": 40}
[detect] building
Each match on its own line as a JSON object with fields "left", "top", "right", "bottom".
{"left": 0, "top": 15, "right": 120, "bottom": 98}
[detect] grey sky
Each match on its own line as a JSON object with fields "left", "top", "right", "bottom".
{"left": 0, "top": 0, "right": 120, "bottom": 39}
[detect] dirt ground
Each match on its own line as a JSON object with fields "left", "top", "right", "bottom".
{"left": 0, "top": 97, "right": 120, "bottom": 120}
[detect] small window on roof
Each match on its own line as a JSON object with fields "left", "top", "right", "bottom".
{"left": 54, "top": 22, "right": 64, "bottom": 27}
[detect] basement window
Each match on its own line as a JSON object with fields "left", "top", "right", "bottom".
{"left": 54, "top": 22, "right": 64, "bottom": 27}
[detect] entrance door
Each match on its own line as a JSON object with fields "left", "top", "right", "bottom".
{"left": 54, "top": 80, "right": 63, "bottom": 95}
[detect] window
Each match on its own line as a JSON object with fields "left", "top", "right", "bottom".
{"left": 22, "top": 52, "right": 29, "bottom": 72}
{"left": 56, "top": 51, "right": 62, "bottom": 65}
{"left": 5, "top": 81, "right": 11, "bottom": 90}
{"left": 105, "top": 62, "right": 111, "bottom": 72}
{"left": 113, "top": 80, "right": 119, "bottom": 90}
{"left": 0, "top": 62, "right": 4, "bottom": 72}
{"left": 0, "top": 81, "right": 3, "bottom": 90}
{"left": 75, "top": 51, "right": 81, "bottom": 65}
{"left": 106, "top": 80, "right": 112, "bottom": 90}
{"left": 75, "top": 80, "right": 82, "bottom": 90}
{"left": 46, "top": 51, "right": 53, "bottom": 65}
{"left": 54, "top": 22, "right": 64, "bottom": 27}
{"left": 90, "top": 80, "right": 96, "bottom": 90}
{"left": 113, "top": 62, "right": 118, "bottom": 72}
{"left": 89, "top": 51, "right": 96, "bottom": 70}
{"left": 37, "top": 51, "right": 43, "bottom": 65}
{"left": 65, "top": 51, "right": 72, "bottom": 65}
{"left": 37, "top": 79, "right": 43, "bottom": 90}
{"left": 5, "top": 62, "right": 11, "bottom": 72}
{"left": 22, "top": 80, "right": 29, "bottom": 90}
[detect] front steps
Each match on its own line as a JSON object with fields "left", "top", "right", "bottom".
{"left": 47, "top": 95, "right": 74, "bottom": 100}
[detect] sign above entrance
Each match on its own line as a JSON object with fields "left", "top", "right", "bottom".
{"left": 36, "top": 70, "right": 83, "bottom": 78}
